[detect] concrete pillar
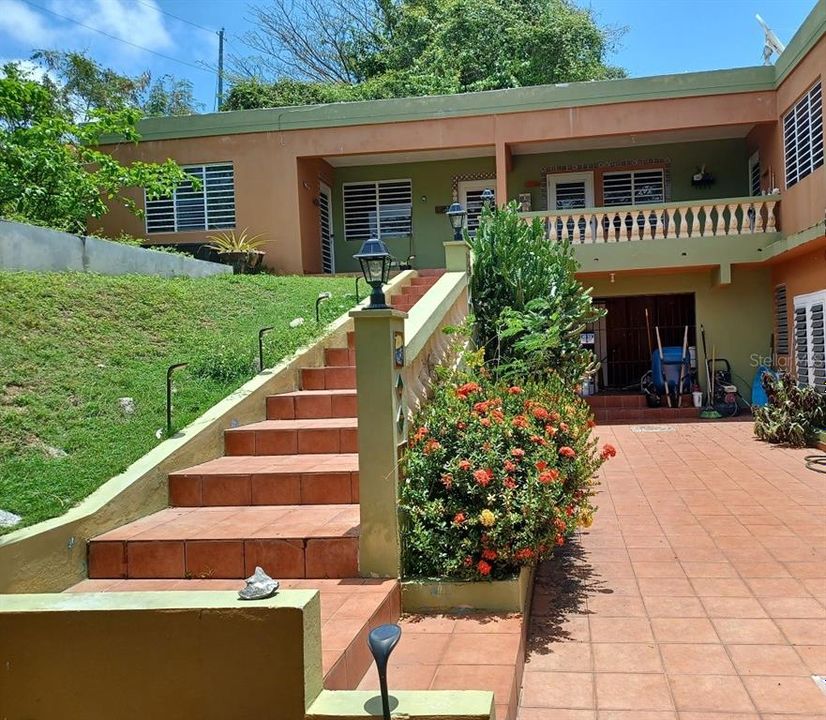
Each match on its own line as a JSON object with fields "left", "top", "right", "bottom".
{"left": 443, "top": 240, "right": 471, "bottom": 273}
{"left": 350, "top": 307, "right": 407, "bottom": 578}
{"left": 495, "top": 142, "right": 512, "bottom": 205}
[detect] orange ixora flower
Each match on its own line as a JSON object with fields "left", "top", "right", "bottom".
{"left": 530, "top": 434, "right": 547, "bottom": 446}
{"left": 545, "top": 424, "right": 557, "bottom": 436}
{"left": 535, "top": 460, "right": 548, "bottom": 471}
{"left": 412, "top": 426, "right": 428, "bottom": 443}
{"left": 532, "top": 406, "right": 550, "bottom": 421}
{"left": 457, "top": 459, "right": 472, "bottom": 471}
{"left": 514, "top": 547, "right": 535, "bottom": 561}
{"left": 481, "top": 548, "right": 498, "bottom": 561}
{"left": 601, "top": 443, "right": 617, "bottom": 459}
{"left": 512, "top": 415, "right": 529, "bottom": 429}
{"left": 423, "top": 438, "right": 442, "bottom": 455}
{"left": 538, "top": 469, "right": 560, "bottom": 485}
{"left": 559, "top": 446, "right": 576, "bottom": 458}
{"left": 503, "top": 459, "right": 518, "bottom": 473}
{"left": 587, "top": 418, "right": 596, "bottom": 428}
{"left": 503, "top": 477, "right": 517, "bottom": 489}
{"left": 474, "top": 468, "right": 494, "bottom": 487}
{"left": 511, "top": 448, "right": 526, "bottom": 459}
{"left": 476, "top": 559, "right": 492, "bottom": 575}
{"left": 453, "top": 512, "right": 466, "bottom": 525}
{"left": 455, "top": 382, "right": 481, "bottom": 399}
{"left": 559, "top": 422, "right": 569, "bottom": 433}
{"left": 441, "top": 473, "right": 453, "bottom": 489}
{"left": 508, "top": 386, "right": 522, "bottom": 394}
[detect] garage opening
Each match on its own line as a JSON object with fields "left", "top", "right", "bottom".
{"left": 592, "top": 293, "right": 697, "bottom": 390}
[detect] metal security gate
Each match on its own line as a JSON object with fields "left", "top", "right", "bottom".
{"left": 319, "top": 182, "right": 334, "bottom": 274}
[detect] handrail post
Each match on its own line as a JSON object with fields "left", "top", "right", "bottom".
{"left": 350, "top": 306, "right": 408, "bottom": 577}
{"left": 443, "top": 240, "right": 471, "bottom": 273}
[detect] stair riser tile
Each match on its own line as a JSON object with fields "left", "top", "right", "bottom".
{"left": 265, "top": 393, "right": 357, "bottom": 420}
{"left": 88, "top": 541, "right": 127, "bottom": 579}
{"left": 201, "top": 475, "right": 252, "bottom": 506}
{"left": 185, "top": 540, "right": 245, "bottom": 579}
{"left": 244, "top": 539, "right": 306, "bottom": 578}
{"left": 305, "top": 537, "right": 358, "bottom": 578}
{"left": 126, "top": 541, "right": 185, "bottom": 579}
{"left": 324, "top": 348, "right": 356, "bottom": 366}
{"left": 169, "top": 472, "right": 359, "bottom": 506}
{"left": 301, "top": 367, "right": 356, "bottom": 390}
{"left": 225, "top": 428, "right": 357, "bottom": 456}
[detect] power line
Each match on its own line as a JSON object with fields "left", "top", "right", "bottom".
{"left": 133, "top": 0, "right": 215, "bottom": 35}
{"left": 20, "top": 0, "right": 214, "bottom": 75}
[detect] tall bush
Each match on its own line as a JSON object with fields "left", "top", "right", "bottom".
{"left": 469, "top": 202, "right": 604, "bottom": 383}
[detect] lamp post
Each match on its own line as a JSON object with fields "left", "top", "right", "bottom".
{"left": 353, "top": 238, "right": 393, "bottom": 309}
{"left": 480, "top": 188, "right": 494, "bottom": 209}
{"left": 446, "top": 201, "right": 467, "bottom": 241}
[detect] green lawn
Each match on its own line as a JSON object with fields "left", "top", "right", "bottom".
{"left": 0, "top": 272, "right": 356, "bottom": 531}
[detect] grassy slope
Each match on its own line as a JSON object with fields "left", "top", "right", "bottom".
{"left": 0, "top": 272, "right": 355, "bottom": 531}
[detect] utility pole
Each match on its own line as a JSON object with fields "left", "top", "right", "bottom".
{"left": 217, "top": 27, "right": 225, "bottom": 111}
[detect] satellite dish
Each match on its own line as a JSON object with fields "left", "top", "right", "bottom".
{"left": 756, "top": 14, "right": 786, "bottom": 65}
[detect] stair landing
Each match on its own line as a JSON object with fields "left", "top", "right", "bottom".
{"left": 67, "top": 577, "right": 400, "bottom": 690}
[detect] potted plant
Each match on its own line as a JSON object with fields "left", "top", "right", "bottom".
{"left": 206, "top": 228, "right": 267, "bottom": 274}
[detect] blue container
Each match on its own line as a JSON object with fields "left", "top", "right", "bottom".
{"left": 751, "top": 365, "right": 777, "bottom": 407}
{"left": 651, "top": 347, "right": 691, "bottom": 393}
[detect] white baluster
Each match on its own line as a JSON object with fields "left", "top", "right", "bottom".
{"left": 690, "top": 206, "right": 701, "bottom": 237}
{"left": 753, "top": 200, "right": 765, "bottom": 232}
{"left": 583, "top": 213, "right": 593, "bottom": 244}
{"left": 594, "top": 213, "right": 604, "bottom": 243}
{"left": 766, "top": 200, "right": 777, "bottom": 232}
{"left": 713, "top": 204, "right": 725, "bottom": 236}
{"left": 727, "top": 203, "right": 739, "bottom": 235}
{"left": 701, "top": 205, "right": 712, "bottom": 236}
{"left": 666, "top": 207, "right": 678, "bottom": 239}
{"left": 655, "top": 209, "right": 666, "bottom": 239}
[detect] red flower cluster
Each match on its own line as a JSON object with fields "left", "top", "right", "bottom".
{"left": 539, "top": 468, "right": 561, "bottom": 484}
{"left": 473, "top": 468, "right": 494, "bottom": 487}
{"left": 601, "top": 444, "right": 617, "bottom": 459}
{"left": 453, "top": 512, "right": 466, "bottom": 525}
{"left": 508, "top": 386, "right": 522, "bottom": 394}
{"left": 423, "top": 438, "right": 442, "bottom": 455}
{"left": 455, "top": 382, "right": 481, "bottom": 399}
{"left": 476, "top": 560, "right": 492, "bottom": 575}
{"left": 559, "top": 446, "right": 576, "bottom": 458}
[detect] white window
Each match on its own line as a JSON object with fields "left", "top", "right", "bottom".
{"left": 748, "top": 151, "right": 761, "bottom": 196}
{"left": 602, "top": 169, "right": 665, "bottom": 206}
{"left": 547, "top": 172, "right": 594, "bottom": 211}
{"left": 774, "top": 284, "right": 789, "bottom": 355}
{"left": 793, "top": 289, "right": 825, "bottom": 393}
{"left": 343, "top": 179, "right": 412, "bottom": 242}
{"left": 458, "top": 179, "right": 496, "bottom": 235}
{"left": 783, "top": 81, "right": 823, "bottom": 188}
{"left": 145, "top": 163, "right": 236, "bottom": 234}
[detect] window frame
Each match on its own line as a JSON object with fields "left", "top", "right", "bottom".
{"left": 144, "top": 162, "right": 236, "bottom": 234}
{"left": 793, "top": 288, "right": 826, "bottom": 393}
{"left": 783, "top": 80, "right": 823, "bottom": 189}
{"left": 601, "top": 168, "right": 666, "bottom": 207}
{"left": 342, "top": 178, "right": 413, "bottom": 243}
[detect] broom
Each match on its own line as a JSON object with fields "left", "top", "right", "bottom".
{"left": 700, "top": 340, "right": 722, "bottom": 419}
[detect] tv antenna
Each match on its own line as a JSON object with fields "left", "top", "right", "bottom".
{"left": 756, "top": 14, "right": 786, "bottom": 65}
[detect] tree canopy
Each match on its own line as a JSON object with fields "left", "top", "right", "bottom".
{"left": 225, "top": 0, "right": 625, "bottom": 110}
{"left": 0, "top": 63, "right": 189, "bottom": 233}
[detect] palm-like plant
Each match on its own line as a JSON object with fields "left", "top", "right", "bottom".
{"left": 206, "top": 228, "right": 267, "bottom": 254}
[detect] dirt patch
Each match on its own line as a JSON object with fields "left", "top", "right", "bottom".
{"left": 0, "top": 383, "right": 25, "bottom": 405}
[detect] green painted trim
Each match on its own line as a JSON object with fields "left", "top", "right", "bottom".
{"left": 402, "top": 566, "right": 534, "bottom": 613}
{"left": 306, "top": 690, "right": 494, "bottom": 719}
{"left": 573, "top": 232, "right": 782, "bottom": 274}
{"left": 762, "top": 221, "right": 826, "bottom": 259}
{"left": 121, "top": 66, "right": 776, "bottom": 143}
{"left": 774, "top": 0, "right": 826, "bottom": 84}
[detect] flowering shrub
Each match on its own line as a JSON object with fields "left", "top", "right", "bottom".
{"left": 400, "top": 350, "right": 613, "bottom": 580}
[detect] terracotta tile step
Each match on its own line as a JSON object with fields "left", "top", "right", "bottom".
{"left": 593, "top": 406, "right": 706, "bottom": 425}
{"left": 169, "top": 453, "right": 359, "bottom": 506}
{"left": 65, "top": 578, "right": 401, "bottom": 691}
{"left": 416, "top": 268, "right": 446, "bottom": 278}
{"left": 301, "top": 365, "right": 356, "bottom": 390}
{"left": 225, "top": 417, "right": 358, "bottom": 456}
{"left": 267, "top": 389, "right": 357, "bottom": 420}
{"left": 356, "top": 611, "right": 525, "bottom": 720}
{"left": 87, "top": 504, "right": 360, "bottom": 580}
{"left": 324, "top": 347, "right": 357, "bottom": 367}
{"left": 400, "top": 285, "right": 430, "bottom": 298}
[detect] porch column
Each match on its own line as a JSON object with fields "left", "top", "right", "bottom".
{"left": 495, "top": 142, "right": 512, "bottom": 206}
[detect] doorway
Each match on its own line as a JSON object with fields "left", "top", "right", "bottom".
{"left": 319, "top": 182, "right": 334, "bottom": 274}
{"left": 595, "top": 293, "right": 696, "bottom": 389}
{"left": 458, "top": 179, "right": 496, "bottom": 235}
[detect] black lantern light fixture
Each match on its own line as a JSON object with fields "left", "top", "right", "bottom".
{"left": 446, "top": 201, "right": 467, "bottom": 241}
{"left": 353, "top": 238, "right": 393, "bottom": 309}
{"left": 480, "top": 187, "right": 495, "bottom": 208}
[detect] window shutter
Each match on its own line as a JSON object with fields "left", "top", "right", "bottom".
{"left": 145, "top": 163, "right": 235, "bottom": 234}
{"left": 774, "top": 284, "right": 789, "bottom": 355}
{"left": 748, "top": 152, "right": 761, "bottom": 196}
{"left": 784, "top": 81, "right": 823, "bottom": 188}
{"left": 603, "top": 170, "right": 665, "bottom": 206}
{"left": 553, "top": 182, "right": 587, "bottom": 210}
{"left": 343, "top": 180, "right": 412, "bottom": 242}
{"left": 793, "top": 290, "right": 826, "bottom": 393}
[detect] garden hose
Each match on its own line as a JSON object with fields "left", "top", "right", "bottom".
{"left": 805, "top": 455, "right": 826, "bottom": 474}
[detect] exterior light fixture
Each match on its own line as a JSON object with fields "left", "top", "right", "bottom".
{"left": 480, "top": 188, "right": 494, "bottom": 207}
{"left": 368, "top": 624, "right": 402, "bottom": 720}
{"left": 446, "top": 201, "right": 467, "bottom": 241}
{"left": 353, "top": 238, "right": 392, "bottom": 309}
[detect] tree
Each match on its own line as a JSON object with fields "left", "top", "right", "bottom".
{"left": 227, "top": 0, "right": 625, "bottom": 109}
{"left": 142, "top": 75, "right": 203, "bottom": 117}
{"left": 0, "top": 63, "right": 189, "bottom": 234}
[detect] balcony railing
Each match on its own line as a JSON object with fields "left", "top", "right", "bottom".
{"left": 520, "top": 196, "right": 779, "bottom": 244}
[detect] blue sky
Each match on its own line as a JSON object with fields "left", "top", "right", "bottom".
{"left": 0, "top": 0, "right": 818, "bottom": 112}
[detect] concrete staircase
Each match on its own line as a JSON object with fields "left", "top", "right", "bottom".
{"left": 71, "top": 269, "right": 446, "bottom": 691}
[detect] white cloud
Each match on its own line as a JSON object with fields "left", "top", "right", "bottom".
{"left": 49, "top": 0, "right": 173, "bottom": 52}
{"left": 0, "top": 0, "right": 56, "bottom": 45}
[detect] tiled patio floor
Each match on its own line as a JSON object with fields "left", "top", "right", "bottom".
{"left": 519, "top": 420, "right": 826, "bottom": 719}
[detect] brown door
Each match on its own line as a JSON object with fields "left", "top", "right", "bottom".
{"left": 596, "top": 294, "right": 696, "bottom": 389}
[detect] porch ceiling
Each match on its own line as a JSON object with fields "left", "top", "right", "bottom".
{"left": 509, "top": 123, "right": 758, "bottom": 155}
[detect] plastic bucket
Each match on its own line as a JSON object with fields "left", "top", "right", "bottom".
{"left": 692, "top": 391, "right": 703, "bottom": 408}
